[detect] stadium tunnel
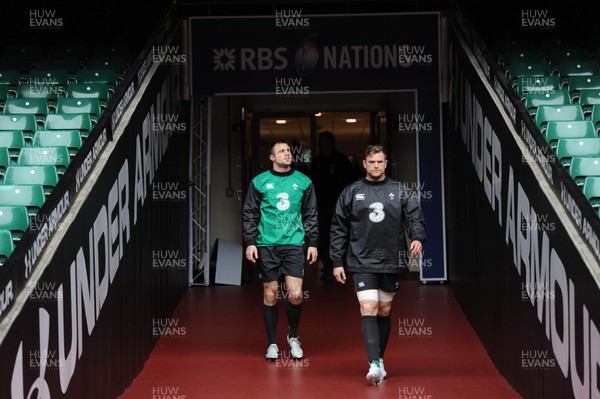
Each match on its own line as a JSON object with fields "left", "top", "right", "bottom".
{"left": 0, "top": 1, "right": 598, "bottom": 398}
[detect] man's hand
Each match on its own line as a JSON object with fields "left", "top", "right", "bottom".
{"left": 333, "top": 266, "right": 346, "bottom": 284}
{"left": 245, "top": 245, "right": 258, "bottom": 263}
{"left": 306, "top": 246, "right": 318, "bottom": 264}
{"left": 410, "top": 240, "right": 423, "bottom": 258}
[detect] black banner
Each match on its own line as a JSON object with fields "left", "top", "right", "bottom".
{"left": 448, "top": 13, "right": 600, "bottom": 399}
{"left": 191, "top": 12, "right": 440, "bottom": 95}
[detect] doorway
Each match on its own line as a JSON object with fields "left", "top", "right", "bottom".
{"left": 244, "top": 110, "right": 376, "bottom": 185}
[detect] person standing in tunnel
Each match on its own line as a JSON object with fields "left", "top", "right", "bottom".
{"left": 310, "top": 130, "right": 354, "bottom": 281}
{"left": 243, "top": 139, "right": 319, "bottom": 361}
{"left": 330, "top": 144, "right": 426, "bottom": 385}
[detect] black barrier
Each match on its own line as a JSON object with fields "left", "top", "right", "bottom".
{"left": 447, "top": 9, "right": 600, "bottom": 399}
{"left": 0, "top": 61, "right": 189, "bottom": 399}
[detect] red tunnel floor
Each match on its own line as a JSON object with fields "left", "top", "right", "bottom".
{"left": 118, "top": 268, "right": 523, "bottom": 399}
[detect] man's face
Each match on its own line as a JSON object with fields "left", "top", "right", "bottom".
{"left": 363, "top": 151, "right": 387, "bottom": 181}
{"left": 270, "top": 143, "right": 292, "bottom": 167}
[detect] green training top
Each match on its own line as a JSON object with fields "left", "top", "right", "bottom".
{"left": 243, "top": 169, "right": 318, "bottom": 247}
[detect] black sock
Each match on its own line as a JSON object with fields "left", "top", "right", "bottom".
{"left": 263, "top": 304, "right": 278, "bottom": 345}
{"left": 286, "top": 301, "right": 302, "bottom": 338}
{"left": 361, "top": 315, "right": 380, "bottom": 362}
{"left": 377, "top": 314, "right": 391, "bottom": 359}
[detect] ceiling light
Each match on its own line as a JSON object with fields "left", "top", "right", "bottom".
{"left": 315, "top": 112, "right": 322, "bottom": 117}
{"left": 275, "top": 119, "right": 287, "bottom": 124}
{"left": 346, "top": 118, "right": 357, "bottom": 123}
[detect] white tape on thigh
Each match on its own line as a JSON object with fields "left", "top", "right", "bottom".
{"left": 378, "top": 289, "right": 395, "bottom": 303}
{"left": 356, "top": 289, "right": 379, "bottom": 302}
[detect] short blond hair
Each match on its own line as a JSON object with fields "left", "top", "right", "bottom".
{"left": 364, "top": 145, "right": 386, "bottom": 159}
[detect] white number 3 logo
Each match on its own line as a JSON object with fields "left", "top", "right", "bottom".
{"left": 368, "top": 202, "right": 385, "bottom": 223}
{"left": 276, "top": 192, "right": 290, "bottom": 211}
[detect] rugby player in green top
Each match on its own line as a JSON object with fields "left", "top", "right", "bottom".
{"left": 243, "top": 139, "right": 319, "bottom": 361}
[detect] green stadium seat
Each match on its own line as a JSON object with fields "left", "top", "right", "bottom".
{"left": 0, "top": 85, "right": 9, "bottom": 101}
{"left": 0, "top": 114, "right": 38, "bottom": 139}
{"left": 3, "top": 165, "right": 59, "bottom": 195}
{"left": 570, "top": 157, "right": 600, "bottom": 188}
{"left": 86, "top": 57, "right": 128, "bottom": 78}
{"left": 566, "top": 75, "right": 600, "bottom": 103}
{"left": 66, "top": 83, "right": 110, "bottom": 108}
{"left": 0, "top": 85, "right": 8, "bottom": 112}
{"left": 76, "top": 69, "right": 118, "bottom": 93}
{"left": 38, "top": 58, "right": 84, "bottom": 76}
{"left": 17, "top": 146, "right": 71, "bottom": 176}
{"left": 27, "top": 69, "right": 70, "bottom": 88}
{"left": 0, "top": 131, "right": 26, "bottom": 158}
{"left": 56, "top": 98, "right": 102, "bottom": 123}
{"left": 0, "top": 70, "right": 21, "bottom": 88}
{"left": 559, "top": 60, "right": 600, "bottom": 88}
{"left": 499, "top": 49, "right": 544, "bottom": 68}
{"left": 18, "top": 146, "right": 71, "bottom": 174}
{"left": 555, "top": 139, "right": 600, "bottom": 169}
{"left": 590, "top": 105, "right": 600, "bottom": 133}
{"left": 3, "top": 98, "right": 49, "bottom": 125}
{"left": 0, "top": 205, "right": 29, "bottom": 241}
{"left": 32, "top": 130, "right": 83, "bottom": 156}
{"left": 545, "top": 121, "right": 596, "bottom": 149}
{"left": 0, "top": 228, "right": 14, "bottom": 265}
{"left": 517, "top": 75, "right": 560, "bottom": 100}
{"left": 583, "top": 176, "right": 600, "bottom": 209}
{"left": 3, "top": 98, "right": 48, "bottom": 115}
{"left": 534, "top": 104, "right": 584, "bottom": 133}
{"left": 547, "top": 48, "right": 591, "bottom": 73}
{"left": 0, "top": 147, "right": 11, "bottom": 176}
{"left": 15, "top": 84, "right": 61, "bottom": 109}
{"left": 44, "top": 113, "right": 92, "bottom": 138}
{"left": 525, "top": 89, "right": 570, "bottom": 115}
{"left": 507, "top": 61, "right": 552, "bottom": 87}
{"left": 0, "top": 184, "right": 46, "bottom": 215}
{"left": 577, "top": 89, "right": 600, "bottom": 116}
